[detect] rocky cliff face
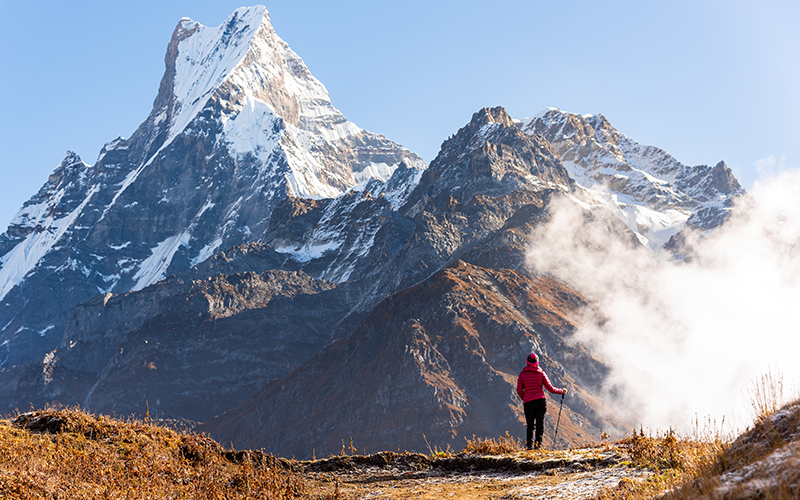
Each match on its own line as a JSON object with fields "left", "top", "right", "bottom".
{"left": 257, "top": 107, "right": 576, "bottom": 305}
{"left": 10, "top": 269, "right": 355, "bottom": 421}
{"left": 522, "top": 108, "right": 744, "bottom": 247}
{"left": 5, "top": 103, "right": 639, "bottom": 452}
{"left": 523, "top": 109, "right": 743, "bottom": 210}
{"left": 405, "top": 107, "right": 573, "bottom": 209}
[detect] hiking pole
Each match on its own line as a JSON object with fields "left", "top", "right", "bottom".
{"left": 552, "top": 391, "right": 565, "bottom": 449}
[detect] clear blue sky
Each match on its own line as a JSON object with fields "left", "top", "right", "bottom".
{"left": 1, "top": 1, "right": 798, "bottom": 227}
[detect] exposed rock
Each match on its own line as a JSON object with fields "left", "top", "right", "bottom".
{"left": 406, "top": 107, "right": 572, "bottom": 212}
{"left": 522, "top": 108, "right": 745, "bottom": 247}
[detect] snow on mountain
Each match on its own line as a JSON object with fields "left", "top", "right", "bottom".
{"left": 521, "top": 108, "right": 743, "bottom": 248}
{"left": 4, "top": 101, "right": 745, "bottom": 452}
{"left": 131, "top": 230, "right": 192, "bottom": 291}
{"left": 168, "top": 5, "right": 423, "bottom": 200}
{"left": 0, "top": 152, "right": 98, "bottom": 300}
{"left": 0, "top": 6, "right": 745, "bottom": 421}
{"left": 169, "top": 10, "right": 262, "bottom": 143}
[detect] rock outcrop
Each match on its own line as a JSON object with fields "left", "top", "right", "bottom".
{"left": 10, "top": 270, "right": 355, "bottom": 421}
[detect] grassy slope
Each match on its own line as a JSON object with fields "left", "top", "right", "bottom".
{"left": 0, "top": 408, "right": 304, "bottom": 499}
{"left": 2, "top": 401, "right": 799, "bottom": 499}
{"left": 659, "top": 399, "right": 800, "bottom": 500}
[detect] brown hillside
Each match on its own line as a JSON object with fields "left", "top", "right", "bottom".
{"left": 202, "top": 260, "right": 631, "bottom": 459}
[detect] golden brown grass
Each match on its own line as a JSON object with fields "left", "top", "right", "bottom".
{"left": 594, "top": 425, "right": 727, "bottom": 500}
{"left": 0, "top": 407, "right": 307, "bottom": 499}
{"left": 653, "top": 369, "right": 800, "bottom": 500}
{"left": 748, "top": 369, "right": 786, "bottom": 422}
{"left": 461, "top": 431, "right": 522, "bottom": 455}
{"left": 659, "top": 398, "right": 800, "bottom": 500}
{"left": 5, "top": 371, "right": 800, "bottom": 500}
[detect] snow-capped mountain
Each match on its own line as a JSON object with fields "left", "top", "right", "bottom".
{"left": 8, "top": 102, "right": 627, "bottom": 450}
{"left": 521, "top": 108, "right": 743, "bottom": 248}
{"left": 0, "top": 5, "right": 424, "bottom": 367}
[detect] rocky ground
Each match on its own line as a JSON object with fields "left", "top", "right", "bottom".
{"left": 300, "top": 447, "right": 653, "bottom": 499}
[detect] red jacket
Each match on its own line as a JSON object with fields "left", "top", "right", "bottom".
{"left": 516, "top": 361, "right": 564, "bottom": 403}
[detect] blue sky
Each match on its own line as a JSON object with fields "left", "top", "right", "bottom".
{"left": 1, "top": 1, "right": 798, "bottom": 227}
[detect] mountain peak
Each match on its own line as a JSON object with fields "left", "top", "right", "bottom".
{"left": 442, "top": 106, "right": 517, "bottom": 153}
{"left": 710, "top": 160, "right": 743, "bottom": 196}
{"left": 471, "top": 106, "right": 515, "bottom": 128}
{"left": 178, "top": 5, "right": 269, "bottom": 33}
{"left": 155, "top": 5, "right": 274, "bottom": 143}
{"left": 406, "top": 106, "right": 571, "bottom": 210}
{"left": 139, "top": 5, "right": 423, "bottom": 198}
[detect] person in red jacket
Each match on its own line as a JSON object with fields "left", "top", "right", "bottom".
{"left": 516, "top": 352, "right": 566, "bottom": 449}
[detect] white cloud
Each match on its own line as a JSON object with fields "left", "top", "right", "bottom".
{"left": 526, "top": 171, "right": 800, "bottom": 434}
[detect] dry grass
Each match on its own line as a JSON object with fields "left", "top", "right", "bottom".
{"left": 0, "top": 407, "right": 308, "bottom": 499}
{"left": 5, "top": 370, "right": 799, "bottom": 500}
{"left": 748, "top": 369, "right": 786, "bottom": 422}
{"left": 593, "top": 425, "right": 726, "bottom": 500}
{"left": 461, "top": 431, "right": 523, "bottom": 455}
{"left": 660, "top": 398, "right": 800, "bottom": 500}
{"left": 655, "top": 369, "right": 800, "bottom": 500}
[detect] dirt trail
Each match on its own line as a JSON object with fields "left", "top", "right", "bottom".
{"left": 302, "top": 447, "right": 653, "bottom": 499}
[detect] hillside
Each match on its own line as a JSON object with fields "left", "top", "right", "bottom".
{"left": 3, "top": 401, "right": 799, "bottom": 499}
{"left": 200, "top": 260, "right": 632, "bottom": 458}
{"left": 0, "top": 408, "right": 303, "bottom": 499}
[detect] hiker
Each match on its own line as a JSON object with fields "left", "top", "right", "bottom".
{"left": 516, "top": 352, "right": 566, "bottom": 449}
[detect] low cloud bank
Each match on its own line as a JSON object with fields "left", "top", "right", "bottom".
{"left": 526, "top": 171, "right": 800, "bottom": 433}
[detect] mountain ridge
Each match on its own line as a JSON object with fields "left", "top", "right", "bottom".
{"left": 521, "top": 107, "right": 744, "bottom": 247}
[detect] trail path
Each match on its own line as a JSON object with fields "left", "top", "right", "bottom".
{"left": 302, "top": 447, "right": 653, "bottom": 499}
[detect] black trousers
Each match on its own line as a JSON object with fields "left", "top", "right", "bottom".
{"left": 524, "top": 399, "right": 547, "bottom": 449}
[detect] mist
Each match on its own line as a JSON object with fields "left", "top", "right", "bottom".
{"left": 526, "top": 171, "right": 800, "bottom": 434}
